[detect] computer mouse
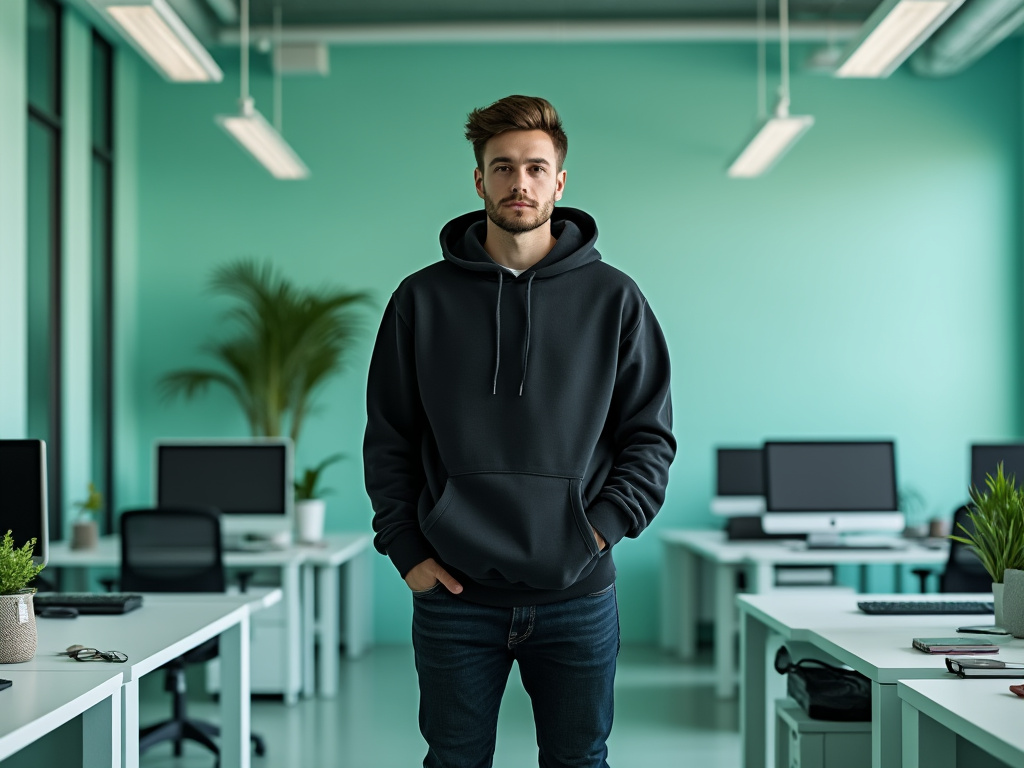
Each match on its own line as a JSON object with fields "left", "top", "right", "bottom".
{"left": 38, "top": 607, "right": 78, "bottom": 619}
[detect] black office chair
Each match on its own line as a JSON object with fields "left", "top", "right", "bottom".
{"left": 119, "top": 508, "right": 266, "bottom": 763}
{"left": 911, "top": 503, "right": 992, "bottom": 593}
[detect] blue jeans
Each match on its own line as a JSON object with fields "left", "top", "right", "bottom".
{"left": 411, "top": 584, "right": 620, "bottom": 768}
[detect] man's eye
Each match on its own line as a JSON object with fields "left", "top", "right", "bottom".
{"left": 532, "top": 167, "right": 546, "bottom": 174}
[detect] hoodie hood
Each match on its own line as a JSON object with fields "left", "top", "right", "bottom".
{"left": 439, "top": 206, "right": 601, "bottom": 279}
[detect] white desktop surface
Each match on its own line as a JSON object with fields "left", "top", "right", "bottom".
{"left": 45, "top": 533, "right": 374, "bottom": 702}
{"left": 21, "top": 595, "right": 256, "bottom": 680}
{"left": 737, "top": 591, "right": 1004, "bottom": 768}
{"left": 0, "top": 669, "right": 123, "bottom": 767}
{"left": 8, "top": 591, "right": 276, "bottom": 768}
{"left": 660, "top": 528, "right": 949, "bottom": 698}
{"left": 898, "top": 678, "right": 1024, "bottom": 768}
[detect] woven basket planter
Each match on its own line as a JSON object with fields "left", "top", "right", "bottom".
{"left": 0, "top": 591, "right": 38, "bottom": 663}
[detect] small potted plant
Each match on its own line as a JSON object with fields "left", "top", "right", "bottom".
{"left": 949, "top": 463, "right": 1024, "bottom": 627}
{"left": 294, "top": 454, "right": 343, "bottom": 544}
{"left": 0, "top": 530, "right": 45, "bottom": 663}
{"left": 70, "top": 482, "right": 102, "bottom": 550}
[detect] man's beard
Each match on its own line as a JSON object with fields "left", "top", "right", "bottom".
{"left": 483, "top": 190, "right": 555, "bottom": 234}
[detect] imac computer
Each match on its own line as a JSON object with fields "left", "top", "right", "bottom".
{"left": 0, "top": 440, "right": 48, "bottom": 566}
{"left": 710, "top": 447, "right": 765, "bottom": 516}
{"left": 155, "top": 439, "right": 294, "bottom": 547}
{"left": 970, "top": 444, "right": 1024, "bottom": 495}
{"left": 762, "top": 440, "right": 904, "bottom": 547}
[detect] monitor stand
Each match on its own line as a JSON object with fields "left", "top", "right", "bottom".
{"left": 223, "top": 531, "right": 289, "bottom": 553}
{"left": 804, "top": 533, "right": 906, "bottom": 550}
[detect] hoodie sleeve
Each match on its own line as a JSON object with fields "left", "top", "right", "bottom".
{"left": 363, "top": 294, "right": 436, "bottom": 578}
{"left": 585, "top": 299, "right": 676, "bottom": 548}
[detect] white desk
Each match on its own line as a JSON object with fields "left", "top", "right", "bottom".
{"left": 46, "top": 532, "right": 373, "bottom": 703}
{"left": 898, "top": 678, "right": 1024, "bottom": 768}
{"left": 12, "top": 590, "right": 278, "bottom": 768}
{"left": 737, "top": 591, "right": 1017, "bottom": 768}
{"left": 0, "top": 669, "right": 123, "bottom": 767}
{"left": 661, "top": 528, "right": 950, "bottom": 698}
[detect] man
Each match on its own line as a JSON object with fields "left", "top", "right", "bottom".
{"left": 364, "top": 95, "right": 675, "bottom": 768}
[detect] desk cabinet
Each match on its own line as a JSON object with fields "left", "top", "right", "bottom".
{"left": 775, "top": 699, "right": 870, "bottom": 768}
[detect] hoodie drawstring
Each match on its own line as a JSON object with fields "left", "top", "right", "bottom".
{"left": 492, "top": 270, "right": 504, "bottom": 395}
{"left": 519, "top": 273, "right": 535, "bottom": 396}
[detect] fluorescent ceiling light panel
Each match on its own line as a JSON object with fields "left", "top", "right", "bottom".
{"left": 217, "top": 103, "right": 310, "bottom": 180}
{"left": 96, "top": 0, "right": 222, "bottom": 82}
{"left": 727, "top": 115, "right": 814, "bottom": 178}
{"left": 836, "top": 0, "right": 962, "bottom": 78}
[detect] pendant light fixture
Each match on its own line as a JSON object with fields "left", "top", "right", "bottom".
{"left": 215, "top": 0, "right": 309, "bottom": 179}
{"left": 92, "top": 0, "right": 222, "bottom": 82}
{"left": 835, "top": 0, "right": 965, "bottom": 78}
{"left": 727, "top": 0, "right": 814, "bottom": 179}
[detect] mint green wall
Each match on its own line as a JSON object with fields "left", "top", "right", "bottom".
{"left": 132, "top": 41, "right": 1022, "bottom": 643}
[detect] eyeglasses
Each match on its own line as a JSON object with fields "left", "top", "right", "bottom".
{"left": 62, "top": 644, "right": 127, "bottom": 663}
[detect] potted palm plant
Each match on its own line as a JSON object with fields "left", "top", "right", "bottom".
{"left": 0, "top": 531, "right": 45, "bottom": 663}
{"left": 293, "top": 453, "right": 343, "bottom": 543}
{"left": 159, "top": 260, "right": 370, "bottom": 538}
{"left": 949, "top": 463, "right": 1024, "bottom": 626}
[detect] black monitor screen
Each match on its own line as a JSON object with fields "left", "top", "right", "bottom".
{"left": 157, "top": 444, "right": 287, "bottom": 515}
{"left": 0, "top": 440, "right": 47, "bottom": 558}
{"left": 716, "top": 448, "right": 763, "bottom": 496}
{"left": 764, "top": 441, "right": 897, "bottom": 512}
{"left": 970, "top": 444, "right": 1024, "bottom": 494}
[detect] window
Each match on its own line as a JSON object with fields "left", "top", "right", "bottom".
{"left": 26, "top": 0, "right": 63, "bottom": 537}
{"left": 91, "top": 32, "right": 115, "bottom": 530}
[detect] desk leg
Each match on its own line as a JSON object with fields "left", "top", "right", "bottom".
{"left": 302, "top": 564, "right": 316, "bottom": 699}
{"left": 318, "top": 563, "right": 340, "bottom": 697}
{"left": 740, "top": 610, "right": 768, "bottom": 768}
{"left": 342, "top": 549, "right": 373, "bottom": 659}
{"left": 83, "top": 686, "right": 121, "bottom": 768}
{"left": 873, "top": 682, "right": 901, "bottom": 768}
{"left": 220, "top": 614, "right": 252, "bottom": 768}
{"left": 714, "top": 562, "right": 738, "bottom": 698}
{"left": 120, "top": 679, "right": 139, "bottom": 768}
{"left": 660, "top": 541, "right": 686, "bottom": 654}
{"left": 749, "top": 562, "right": 775, "bottom": 593}
{"left": 282, "top": 563, "right": 302, "bottom": 705}
{"left": 901, "top": 700, "right": 956, "bottom": 768}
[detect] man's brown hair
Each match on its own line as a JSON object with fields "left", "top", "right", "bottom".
{"left": 465, "top": 95, "right": 568, "bottom": 171}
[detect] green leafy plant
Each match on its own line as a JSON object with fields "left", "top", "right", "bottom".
{"left": 158, "top": 258, "right": 370, "bottom": 448}
{"left": 73, "top": 482, "right": 103, "bottom": 516}
{"left": 294, "top": 453, "right": 344, "bottom": 501}
{"left": 0, "top": 530, "right": 45, "bottom": 595}
{"left": 949, "top": 463, "right": 1024, "bottom": 583}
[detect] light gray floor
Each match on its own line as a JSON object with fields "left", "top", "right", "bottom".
{"left": 138, "top": 645, "right": 740, "bottom": 767}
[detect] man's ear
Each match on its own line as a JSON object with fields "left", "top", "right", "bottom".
{"left": 474, "top": 167, "right": 486, "bottom": 200}
{"left": 554, "top": 169, "right": 567, "bottom": 202}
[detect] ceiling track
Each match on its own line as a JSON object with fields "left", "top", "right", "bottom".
{"left": 217, "top": 19, "right": 862, "bottom": 46}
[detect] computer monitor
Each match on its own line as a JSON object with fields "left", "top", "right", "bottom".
{"left": 710, "top": 447, "right": 766, "bottom": 515}
{"left": 761, "top": 440, "right": 903, "bottom": 541}
{"left": 0, "top": 440, "right": 49, "bottom": 566}
{"left": 970, "top": 444, "right": 1024, "bottom": 495}
{"left": 155, "top": 439, "right": 294, "bottom": 544}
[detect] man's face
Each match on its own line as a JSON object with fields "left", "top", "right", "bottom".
{"left": 474, "top": 130, "right": 566, "bottom": 235}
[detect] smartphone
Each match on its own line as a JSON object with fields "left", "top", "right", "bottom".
{"left": 957, "top": 625, "right": 1011, "bottom": 635}
{"left": 913, "top": 637, "right": 1000, "bottom": 654}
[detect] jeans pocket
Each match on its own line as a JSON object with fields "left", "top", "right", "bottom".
{"left": 411, "top": 583, "right": 444, "bottom": 598}
{"left": 587, "top": 584, "right": 615, "bottom": 598}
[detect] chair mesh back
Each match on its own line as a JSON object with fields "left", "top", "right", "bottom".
{"left": 120, "top": 508, "right": 226, "bottom": 593}
{"left": 941, "top": 504, "right": 992, "bottom": 593}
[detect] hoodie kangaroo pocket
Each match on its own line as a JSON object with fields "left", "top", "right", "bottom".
{"left": 421, "top": 472, "right": 599, "bottom": 591}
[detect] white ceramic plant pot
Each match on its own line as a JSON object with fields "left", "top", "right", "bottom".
{"left": 0, "top": 591, "right": 38, "bottom": 663}
{"left": 1002, "top": 569, "right": 1024, "bottom": 638}
{"left": 992, "top": 582, "right": 1005, "bottom": 627}
{"left": 296, "top": 499, "right": 326, "bottom": 544}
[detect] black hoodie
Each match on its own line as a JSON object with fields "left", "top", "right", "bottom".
{"left": 363, "top": 207, "right": 676, "bottom": 607}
